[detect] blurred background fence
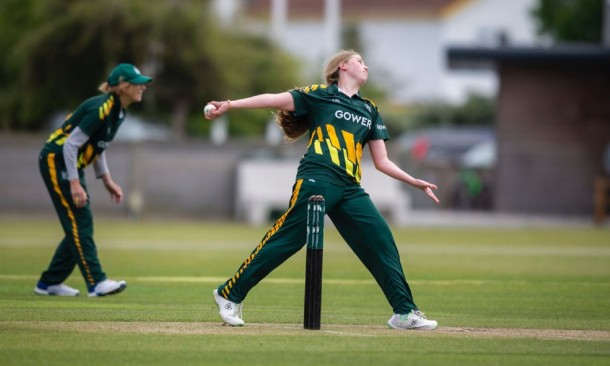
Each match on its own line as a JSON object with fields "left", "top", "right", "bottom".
{"left": 1, "top": 0, "right": 610, "bottom": 226}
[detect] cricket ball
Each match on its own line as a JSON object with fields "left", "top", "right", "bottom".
{"left": 204, "top": 104, "right": 216, "bottom": 116}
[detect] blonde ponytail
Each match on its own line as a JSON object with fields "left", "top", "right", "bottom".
{"left": 276, "top": 110, "right": 309, "bottom": 141}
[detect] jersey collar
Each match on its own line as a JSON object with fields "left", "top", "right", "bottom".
{"left": 111, "top": 93, "right": 127, "bottom": 118}
{"left": 330, "top": 84, "right": 364, "bottom": 101}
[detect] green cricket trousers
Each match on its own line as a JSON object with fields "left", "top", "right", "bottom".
{"left": 38, "top": 152, "right": 106, "bottom": 290}
{"left": 218, "top": 177, "right": 418, "bottom": 314}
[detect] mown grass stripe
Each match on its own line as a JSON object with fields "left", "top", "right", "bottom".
{"left": 1, "top": 274, "right": 608, "bottom": 287}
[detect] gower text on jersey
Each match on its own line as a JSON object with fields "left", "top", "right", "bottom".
{"left": 292, "top": 84, "right": 389, "bottom": 185}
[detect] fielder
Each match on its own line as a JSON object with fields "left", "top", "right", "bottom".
{"left": 36, "top": 63, "right": 152, "bottom": 297}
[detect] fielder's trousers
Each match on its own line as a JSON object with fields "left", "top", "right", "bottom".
{"left": 38, "top": 152, "right": 106, "bottom": 290}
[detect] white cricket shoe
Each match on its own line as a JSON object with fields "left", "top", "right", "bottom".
{"left": 213, "top": 289, "right": 244, "bottom": 326}
{"left": 88, "top": 279, "right": 127, "bottom": 297}
{"left": 387, "top": 310, "right": 438, "bottom": 330}
{"left": 34, "top": 282, "right": 80, "bottom": 296}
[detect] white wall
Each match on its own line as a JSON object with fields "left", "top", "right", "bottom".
{"left": 277, "top": 22, "right": 329, "bottom": 81}
{"left": 443, "top": 0, "right": 538, "bottom": 45}
{"left": 216, "top": 0, "right": 540, "bottom": 104}
{"left": 271, "top": 19, "right": 447, "bottom": 103}
{"left": 362, "top": 21, "right": 444, "bottom": 102}
{"left": 440, "top": 0, "right": 539, "bottom": 103}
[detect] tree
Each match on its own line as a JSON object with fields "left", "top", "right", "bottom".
{"left": 531, "top": 0, "right": 603, "bottom": 43}
{"left": 0, "top": 0, "right": 300, "bottom": 138}
{"left": 403, "top": 93, "right": 495, "bottom": 131}
{"left": 0, "top": 0, "right": 48, "bottom": 131}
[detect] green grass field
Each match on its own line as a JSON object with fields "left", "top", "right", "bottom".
{"left": 1, "top": 217, "right": 609, "bottom": 365}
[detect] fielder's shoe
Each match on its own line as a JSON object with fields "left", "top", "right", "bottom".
{"left": 34, "top": 281, "right": 80, "bottom": 296}
{"left": 88, "top": 279, "right": 127, "bottom": 297}
{"left": 213, "top": 289, "right": 244, "bottom": 326}
{"left": 387, "top": 310, "right": 438, "bottom": 330}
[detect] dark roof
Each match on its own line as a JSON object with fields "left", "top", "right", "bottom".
{"left": 244, "top": 0, "right": 462, "bottom": 20}
{"left": 447, "top": 44, "right": 610, "bottom": 70}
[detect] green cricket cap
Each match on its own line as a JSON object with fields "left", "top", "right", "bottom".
{"left": 107, "top": 63, "right": 153, "bottom": 86}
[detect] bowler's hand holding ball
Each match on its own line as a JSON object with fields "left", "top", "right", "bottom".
{"left": 204, "top": 104, "right": 216, "bottom": 118}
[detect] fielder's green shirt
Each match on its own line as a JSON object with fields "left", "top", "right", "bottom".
{"left": 43, "top": 93, "right": 125, "bottom": 169}
{"left": 290, "top": 84, "right": 389, "bottom": 185}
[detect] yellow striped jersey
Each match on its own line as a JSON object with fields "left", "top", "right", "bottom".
{"left": 42, "top": 94, "right": 124, "bottom": 169}
{"left": 289, "top": 84, "right": 389, "bottom": 185}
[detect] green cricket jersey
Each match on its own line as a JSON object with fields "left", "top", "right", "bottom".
{"left": 290, "top": 84, "right": 389, "bottom": 185}
{"left": 42, "top": 93, "right": 124, "bottom": 169}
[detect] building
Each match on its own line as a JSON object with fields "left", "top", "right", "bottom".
{"left": 448, "top": 45, "right": 610, "bottom": 215}
{"left": 213, "top": 0, "right": 538, "bottom": 103}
